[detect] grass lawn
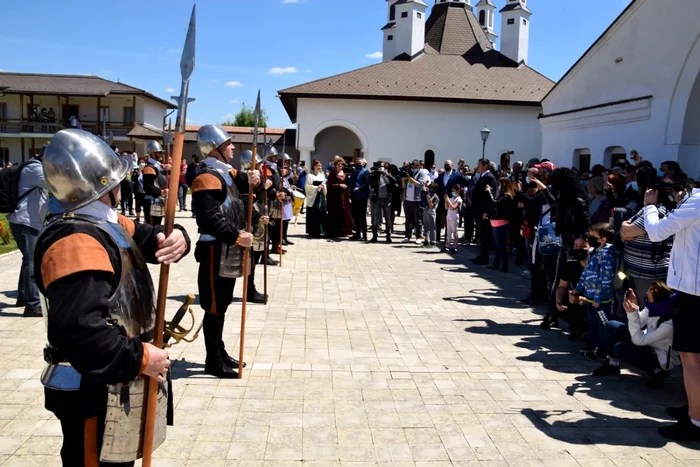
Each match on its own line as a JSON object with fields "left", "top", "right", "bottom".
{"left": 0, "top": 214, "right": 18, "bottom": 255}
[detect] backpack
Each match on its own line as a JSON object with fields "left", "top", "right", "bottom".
{"left": 537, "top": 207, "right": 561, "bottom": 256}
{"left": 0, "top": 160, "right": 39, "bottom": 214}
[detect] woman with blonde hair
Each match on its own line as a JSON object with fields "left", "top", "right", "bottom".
{"left": 326, "top": 156, "right": 352, "bottom": 238}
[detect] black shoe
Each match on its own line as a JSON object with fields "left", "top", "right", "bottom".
{"left": 285, "top": 239, "right": 295, "bottom": 246}
{"left": 568, "top": 330, "right": 587, "bottom": 342}
{"left": 667, "top": 405, "right": 689, "bottom": 420}
{"left": 647, "top": 370, "right": 671, "bottom": 389}
{"left": 658, "top": 418, "right": 700, "bottom": 442}
{"left": 247, "top": 290, "right": 266, "bottom": 304}
{"left": 368, "top": 237, "right": 378, "bottom": 243}
{"left": 584, "top": 349, "right": 607, "bottom": 362}
{"left": 386, "top": 237, "right": 392, "bottom": 243}
{"left": 205, "top": 361, "right": 239, "bottom": 379}
{"left": 540, "top": 315, "right": 558, "bottom": 330}
{"left": 592, "top": 360, "right": 621, "bottom": 377}
{"left": 23, "top": 306, "right": 42, "bottom": 318}
{"left": 267, "top": 257, "right": 279, "bottom": 266}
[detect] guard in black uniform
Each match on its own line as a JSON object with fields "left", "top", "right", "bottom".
{"left": 35, "top": 129, "right": 190, "bottom": 466}
{"left": 191, "top": 125, "right": 261, "bottom": 378}
{"left": 142, "top": 140, "right": 167, "bottom": 226}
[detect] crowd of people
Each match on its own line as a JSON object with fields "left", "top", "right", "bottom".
{"left": 3, "top": 134, "right": 700, "bottom": 446}
{"left": 297, "top": 150, "right": 700, "bottom": 443}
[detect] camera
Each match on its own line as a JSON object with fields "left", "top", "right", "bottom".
{"left": 636, "top": 166, "right": 677, "bottom": 210}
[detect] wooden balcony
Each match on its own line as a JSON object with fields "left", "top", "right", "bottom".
{"left": 0, "top": 118, "right": 135, "bottom": 137}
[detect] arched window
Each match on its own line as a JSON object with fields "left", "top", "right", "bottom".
{"left": 479, "top": 10, "right": 486, "bottom": 26}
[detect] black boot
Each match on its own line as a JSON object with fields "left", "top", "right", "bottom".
{"left": 247, "top": 289, "right": 266, "bottom": 304}
{"left": 203, "top": 314, "right": 239, "bottom": 378}
{"left": 217, "top": 313, "right": 246, "bottom": 370}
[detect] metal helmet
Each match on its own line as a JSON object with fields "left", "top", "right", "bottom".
{"left": 43, "top": 129, "right": 130, "bottom": 212}
{"left": 266, "top": 145, "right": 279, "bottom": 158}
{"left": 281, "top": 153, "right": 292, "bottom": 161}
{"left": 197, "top": 125, "right": 232, "bottom": 157}
{"left": 146, "top": 140, "right": 164, "bottom": 156}
{"left": 240, "top": 149, "right": 262, "bottom": 170}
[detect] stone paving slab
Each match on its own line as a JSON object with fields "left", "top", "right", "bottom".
{"left": 0, "top": 212, "right": 696, "bottom": 466}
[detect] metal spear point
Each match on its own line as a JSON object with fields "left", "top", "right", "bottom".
{"left": 252, "top": 90, "right": 261, "bottom": 150}
{"left": 173, "top": 4, "right": 196, "bottom": 133}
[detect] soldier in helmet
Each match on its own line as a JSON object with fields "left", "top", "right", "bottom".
{"left": 34, "top": 129, "right": 191, "bottom": 466}
{"left": 142, "top": 140, "right": 168, "bottom": 225}
{"left": 191, "top": 125, "right": 263, "bottom": 378}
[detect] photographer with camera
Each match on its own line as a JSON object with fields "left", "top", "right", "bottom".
{"left": 369, "top": 162, "right": 397, "bottom": 243}
{"left": 644, "top": 179, "right": 700, "bottom": 441}
{"left": 401, "top": 159, "right": 430, "bottom": 244}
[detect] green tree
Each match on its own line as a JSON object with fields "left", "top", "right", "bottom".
{"left": 220, "top": 103, "right": 268, "bottom": 127}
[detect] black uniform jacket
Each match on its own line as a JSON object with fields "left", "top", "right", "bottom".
{"left": 34, "top": 214, "right": 191, "bottom": 418}
{"left": 191, "top": 167, "right": 263, "bottom": 248}
{"left": 142, "top": 164, "right": 163, "bottom": 199}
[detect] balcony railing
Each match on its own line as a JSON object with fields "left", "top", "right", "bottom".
{"left": 0, "top": 118, "right": 135, "bottom": 137}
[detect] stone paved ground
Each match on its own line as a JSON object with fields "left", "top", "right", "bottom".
{"left": 0, "top": 212, "right": 698, "bottom": 466}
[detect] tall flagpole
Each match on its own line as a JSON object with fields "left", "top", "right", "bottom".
{"left": 142, "top": 5, "right": 196, "bottom": 467}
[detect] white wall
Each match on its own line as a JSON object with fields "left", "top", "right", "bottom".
{"left": 297, "top": 97, "right": 543, "bottom": 168}
{"left": 395, "top": 4, "right": 425, "bottom": 58}
{"left": 143, "top": 99, "right": 168, "bottom": 127}
{"left": 541, "top": 0, "right": 700, "bottom": 177}
{"left": 500, "top": 9, "right": 529, "bottom": 64}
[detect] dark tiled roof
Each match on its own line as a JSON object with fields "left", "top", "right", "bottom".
{"left": 127, "top": 123, "right": 163, "bottom": 139}
{"left": 278, "top": 2, "right": 553, "bottom": 121}
{"left": 0, "top": 72, "right": 176, "bottom": 108}
{"left": 381, "top": 22, "right": 396, "bottom": 30}
{"left": 500, "top": 2, "right": 532, "bottom": 14}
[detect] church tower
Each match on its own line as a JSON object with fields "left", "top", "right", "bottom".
{"left": 382, "top": 1, "right": 397, "bottom": 62}
{"left": 393, "top": 0, "right": 428, "bottom": 59}
{"left": 475, "top": 0, "right": 498, "bottom": 47}
{"left": 499, "top": 0, "right": 532, "bottom": 64}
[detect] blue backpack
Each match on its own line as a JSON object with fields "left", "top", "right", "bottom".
{"left": 537, "top": 207, "right": 561, "bottom": 256}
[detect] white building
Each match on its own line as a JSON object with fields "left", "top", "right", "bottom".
{"left": 0, "top": 72, "right": 175, "bottom": 164}
{"left": 279, "top": 0, "right": 553, "bottom": 168}
{"left": 540, "top": 0, "right": 700, "bottom": 178}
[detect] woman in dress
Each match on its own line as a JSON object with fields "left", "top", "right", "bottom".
{"left": 305, "top": 159, "right": 327, "bottom": 238}
{"left": 325, "top": 156, "right": 352, "bottom": 238}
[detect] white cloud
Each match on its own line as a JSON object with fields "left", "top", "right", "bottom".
{"left": 229, "top": 99, "right": 239, "bottom": 104}
{"left": 225, "top": 81, "right": 243, "bottom": 87}
{"left": 365, "top": 51, "right": 382, "bottom": 59}
{"left": 165, "top": 87, "right": 175, "bottom": 93}
{"left": 220, "top": 113, "right": 235, "bottom": 119}
{"left": 268, "top": 66, "right": 297, "bottom": 75}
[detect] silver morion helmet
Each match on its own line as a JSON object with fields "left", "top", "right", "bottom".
{"left": 240, "top": 149, "right": 262, "bottom": 170}
{"left": 267, "top": 145, "right": 279, "bottom": 158}
{"left": 43, "top": 129, "right": 130, "bottom": 212}
{"left": 281, "top": 153, "right": 292, "bottom": 161}
{"left": 146, "top": 140, "right": 164, "bottom": 156}
{"left": 197, "top": 125, "right": 232, "bottom": 157}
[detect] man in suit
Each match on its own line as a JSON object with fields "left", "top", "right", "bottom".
{"left": 436, "top": 159, "right": 461, "bottom": 243}
{"left": 471, "top": 158, "right": 498, "bottom": 265}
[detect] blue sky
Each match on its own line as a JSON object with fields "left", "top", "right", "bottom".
{"left": 0, "top": 0, "right": 630, "bottom": 128}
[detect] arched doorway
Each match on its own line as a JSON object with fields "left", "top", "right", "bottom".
{"left": 573, "top": 148, "right": 591, "bottom": 173}
{"left": 312, "top": 126, "right": 363, "bottom": 166}
{"left": 424, "top": 150, "right": 435, "bottom": 169}
{"left": 604, "top": 146, "right": 626, "bottom": 168}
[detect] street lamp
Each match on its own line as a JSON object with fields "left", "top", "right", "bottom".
{"left": 480, "top": 126, "right": 490, "bottom": 159}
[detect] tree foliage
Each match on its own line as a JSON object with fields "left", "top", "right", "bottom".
{"left": 220, "top": 103, "right": 268, "bottom": 128}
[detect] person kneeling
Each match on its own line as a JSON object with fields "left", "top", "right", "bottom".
{"left": 592, "top": 282, "right": 680, "bottom": 389}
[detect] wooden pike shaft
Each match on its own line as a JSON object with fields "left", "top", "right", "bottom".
{"left": 142, "top": 131, "right": 184, "bottom": 467}
{"left": 239, "top": 146, "right": 255, "bottom": 378}
{"left": 263, "top": 167, "right": 268, "bottom": 304}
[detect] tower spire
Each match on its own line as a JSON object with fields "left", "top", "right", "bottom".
{"left": 475, "top": 0, "right": 497, "bottom": 47}
{"left": 499, "top": 0, "right": 532, "bottom": 64}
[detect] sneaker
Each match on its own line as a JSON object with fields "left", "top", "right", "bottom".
{"left": 415, "top": 238, "right": 423, "bottom": 245}
{"left": 592, "top": 360, "right": 621, "bottom": 376}
{"left": 667, "top": 405, "right": 689, "bottom": 420}
{"left": 584, "top": 349, "right": 607, "bottom": 362}
{"left": 647, "top": 370, "right": 671, "bottom": 389}
{"left": 401, "top": 238, "right": 411, "bottom": 243}
{"left": 658, "top": 418, "right": 700, "bottom": 442}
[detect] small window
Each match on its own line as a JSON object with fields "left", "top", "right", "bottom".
{"left": 123, "top": 107, "right": 134, "bottom": 124}
{"left": 479, "top": 10, "right": 486, "bottom": 26}
{"left": 0, "top": 103, "right": 6, "bottom": 120}
{"left": 99, "top": 106, "right": 110, "bottom": 123}
{"left": 388, "top": 35, "right": 393, "bottom": 41}
{"left": 401, "top": 12, "right": 408, "bottom": 18}
{"left": 389, "top": 3, "right": 396, "bottom": 21}
{"left": 523, "top": 19, "right": 527, "bottom": 25}
{"left": 417, "top": 12, "right": 422, "bottom": 18}
{"left": 507, "top": 18, "right": 515, "bottom": 25}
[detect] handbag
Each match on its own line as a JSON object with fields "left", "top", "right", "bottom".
{"left": 537, "top": 207, "right": 561, "bottom": 256}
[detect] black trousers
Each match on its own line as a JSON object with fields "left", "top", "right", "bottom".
{"left": 351, "top": 198, "right": 368, "bottom": 238}
{"left": 463, "top": 205, "right": 475, "bottom": 244}
{"left": 120, "top": 183, "right": 133, "bottom": 214}
{"left": 143, "top": 199, "right": 163, "bottom": 226}
{"left": 436, "top": 203, "right": 447, "bottom": 242}
{"left": 531, "top": 248, "right": 557, "bottom": 302}
{"left": 475, "top": 216, "right": 492, "bottom": 259}
{"left": 58, "top": 409, "right": 133, "bottom": 467}
{"left": 134, "top": 192, "right": 145, "bottom": 215}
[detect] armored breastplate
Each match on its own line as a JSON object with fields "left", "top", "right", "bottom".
{"left": 149, "top": 164, "right": 167, "bottom": 191}
{"left": 39, "top": 214, "right": 156, "bottom": 390}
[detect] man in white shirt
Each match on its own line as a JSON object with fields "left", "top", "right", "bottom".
{"left": 644, "top": 186, "right": 700, "bottom": 441}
